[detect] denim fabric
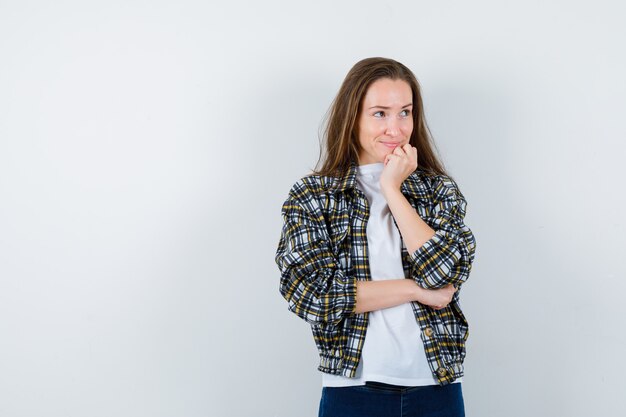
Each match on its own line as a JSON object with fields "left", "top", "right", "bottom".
{"left": 318, "top": 381, "right": 465, "bottom": 417}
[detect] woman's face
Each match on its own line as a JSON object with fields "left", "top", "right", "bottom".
{"left": 356, "top": 78, "right": 413, "bottom": 165}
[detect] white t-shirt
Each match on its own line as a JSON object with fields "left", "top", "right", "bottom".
{"left": 321, "top": 162, "right": 461, "bottom": 387}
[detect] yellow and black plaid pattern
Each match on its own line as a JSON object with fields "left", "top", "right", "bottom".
{"left": 275, "top": 160, "right": 477, "bottom": 385}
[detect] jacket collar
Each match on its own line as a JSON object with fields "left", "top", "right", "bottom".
{"left": 330, "top": 160, "right": 430, "bottom": 199}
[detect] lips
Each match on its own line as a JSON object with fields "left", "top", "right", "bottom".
{"left": 380, "top": 141, "right": 400, "bottom": 149}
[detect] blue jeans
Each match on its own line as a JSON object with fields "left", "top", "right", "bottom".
{"left": 318, "top": 381, "right": 465, "bottom": 417}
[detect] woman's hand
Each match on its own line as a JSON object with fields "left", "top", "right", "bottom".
{"left": 380, "top": 143, "right": 418, "bottom": 194}
{"left": 414, "top": 284, "right": 456, "bottom": 310}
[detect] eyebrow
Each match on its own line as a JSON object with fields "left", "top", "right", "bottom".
{"left": 368, "top": 103, "right": 413, "bottom": 110}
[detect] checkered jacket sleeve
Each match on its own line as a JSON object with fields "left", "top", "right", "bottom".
{"left": 275, "top": 186, "right": 357, "bottom": 326}
{"left": 409, "top": 176, "right": 477, "bottom": 290}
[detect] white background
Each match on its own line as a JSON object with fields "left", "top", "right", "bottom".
{"left": 1, "top": 1, "right": 625, "bottom": 416}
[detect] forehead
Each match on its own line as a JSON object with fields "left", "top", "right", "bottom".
{"left": 362, "top": 78, "right": 413, "bottom": 105}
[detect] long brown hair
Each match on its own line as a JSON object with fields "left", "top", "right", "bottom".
{"left": 311, "top": 57, "right": 450, "bottom": 180}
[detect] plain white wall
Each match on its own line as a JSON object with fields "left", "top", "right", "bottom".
{"left": 1, "top": 1, "right": 624, "bottom": 416}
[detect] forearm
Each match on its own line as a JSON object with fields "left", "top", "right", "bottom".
{"left": 354, "top": 279, "right": 419, "bottom": 314}
{"left": 383, "top": 188, "right": 435, "bottom": 254}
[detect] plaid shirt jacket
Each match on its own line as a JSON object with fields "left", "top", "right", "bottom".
{"left": 275, "top": 160, "right": 477, "bottom": 385}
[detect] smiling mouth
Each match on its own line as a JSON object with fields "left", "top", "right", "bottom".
{"left": 380, "top": 142, "right": 401, "bottom": 148}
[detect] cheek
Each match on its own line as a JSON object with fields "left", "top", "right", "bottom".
{"left": 361, "top": 122, "right": 379, "bottom": 138}
{"left": 403, "top": 121, "right": 414, "bottom": 134}
{"left": 371, "top": 122, "right": 387, "bottom": 135}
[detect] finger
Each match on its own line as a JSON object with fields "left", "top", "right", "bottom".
{"left": 394, "top": 149, "right": 407, "bottom": 159}
{"left": 386, "top": 154, "right": 398, "bottom": 166}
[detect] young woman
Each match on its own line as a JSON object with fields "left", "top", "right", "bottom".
{"left": 275, "top": 57, "right": 477, "bottom": 417}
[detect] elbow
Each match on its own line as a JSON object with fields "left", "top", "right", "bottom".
{"left": 279, "top": 267, "right": 357, "bottom": 326}
{"left": 409, "top": 231, "right": 476, "bottom": 290}
{"left": 285, "top": 295, "right": 354, "bottom": 326}
{"left": 411, "top": 259, "right": 473, "bottom": 289}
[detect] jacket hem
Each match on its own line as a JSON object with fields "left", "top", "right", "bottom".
{"left": 317, "top": 352, "right": 465, "bottom": 385}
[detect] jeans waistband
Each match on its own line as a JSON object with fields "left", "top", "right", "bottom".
{"left": 364, "top": 381, "right": 411, "bottom": 391}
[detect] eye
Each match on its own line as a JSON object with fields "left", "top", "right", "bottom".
{"left": 373, "top": 111, "right": 385, "bottom": 118}
{"left": 400, "top": 109, "right": 411, "bottom": 117}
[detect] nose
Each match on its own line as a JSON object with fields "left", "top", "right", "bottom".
{"left": 385, "top": 118, "right": 400, "bottom": 137}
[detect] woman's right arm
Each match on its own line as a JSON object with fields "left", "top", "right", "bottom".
{"left": 354, "top": 280, "right": 456, "bottom": 314}
{"left": 275, "top": 188, "right": 358, "bottom": 326}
